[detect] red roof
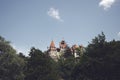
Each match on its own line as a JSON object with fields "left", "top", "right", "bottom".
{"left": 50, "top": 40, "right": 55, "bottom": 48}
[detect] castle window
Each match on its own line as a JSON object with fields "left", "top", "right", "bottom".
{"left": 61, "top": 41, "right": 65, "bottom": 44}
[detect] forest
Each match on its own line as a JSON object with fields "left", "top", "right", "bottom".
{"left": 0, "top": 32, "right": 120, "bottom": 80}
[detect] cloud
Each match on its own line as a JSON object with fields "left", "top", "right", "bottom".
{"left": 99, "top": 0, "right": 116, "bottom": 10}
{"left": 118, "top": 32, "right": 120, "bottom": 37}
{"left": 47, "top": 7, "right": 63, "bottom": 22}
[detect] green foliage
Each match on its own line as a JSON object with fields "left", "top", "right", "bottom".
{"left": 18, "top": 52, "right": 27, "bottom": 60}
{"left": 63, "top": 47, "right": 73, "bottom": 58}
{"left": 0, "top": 36, "right": 16, "bottom": 54}
{"left": 58, "top": 56, "right": 76, "bottom": 80}
{"left": 71, "top": 32, "right": 120, "bottom": 80}
{"left": 0, "top": 53, "right": 25, "bottom": 80}
{"left": 25, "top": 47, "right": 59, "bottom": 80}
{"left": 0, "top": 33, "right": 120, "bottom": 80}
{"left": 0, "top": 36, "right": 25, "bottom": 80}
{"left": 76, "top": 46, "right": 85, "bottom": 57}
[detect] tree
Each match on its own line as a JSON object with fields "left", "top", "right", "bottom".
{"left": 0, "top": 36, "right": 16, "bottom": 54}
{"left": 63, "top": 46, "right": 73, "bottom": 59}
{"left": 71, "top": 32, "right": 120, "bottom": 80}
{"left": 56, "top": 46, "right": 76, "bottom": 80}
{"left": 25, "top": 47, "right": 59, "bottom": 80}
{"left": 58, "top": 57, "right": 75, "bottom": 80}
{"left": 0, "top": 36, "right": 25, "bottom": 80}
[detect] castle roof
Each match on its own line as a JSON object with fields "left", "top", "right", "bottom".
{"left": 50, "top": 40, "right": 55, "bottom": 48}
{"left": 59, "top": 40, "right": 67, "bottom": 48}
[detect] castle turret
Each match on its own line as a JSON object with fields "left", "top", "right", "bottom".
{"left": 59, "top": 40, "right": 67, "bottom": 49}
{"left": 50, "top": 40, "right": 56, "bottom": 51}
{"left": 48, "top": 40, "right": 58, "bottom": 61}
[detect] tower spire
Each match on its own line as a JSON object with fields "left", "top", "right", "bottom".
{"left": 49, "top": 40, "right": 56, "bottom": 51}
{"left": 50, "top": 40, "right": 55, "bottom": 48}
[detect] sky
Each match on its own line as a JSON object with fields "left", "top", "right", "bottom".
{"left": 0, "top": 0, "right": 120, "bottom": 56}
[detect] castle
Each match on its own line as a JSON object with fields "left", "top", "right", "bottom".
{"left": 47, "top": 40, "right": 85, "bottom": 61}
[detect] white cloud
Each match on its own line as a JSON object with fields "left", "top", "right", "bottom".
{"left": 118, "top": 32, "right": 120, "bottom": 37}
{"left": 99, "top": 0, "right": 116, "bottom": 10}
{"left": 47, "top": 7, "right": 63, "bottom": 22}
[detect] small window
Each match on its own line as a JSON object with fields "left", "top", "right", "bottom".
{"left": 61, "top": 41, "right": 65, "bottom": 44}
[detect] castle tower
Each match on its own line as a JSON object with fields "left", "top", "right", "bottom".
{"left": 48, "top": 40, "right": 58, "bottom": 61}
{"left": 50, "top": 40, "right": 56, "bottom": 51}
{"left": 59, "top": 40, "right": 67, "bottom": 49}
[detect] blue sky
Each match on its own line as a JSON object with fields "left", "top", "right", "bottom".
{"left": 0, "top": 0, "right": 120, "bottom": 55}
